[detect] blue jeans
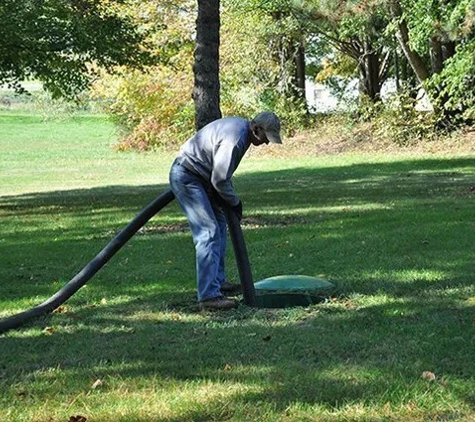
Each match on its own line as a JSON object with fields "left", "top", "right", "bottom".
{"left": 169, "top": 161, "right": 227, "bottom": 301}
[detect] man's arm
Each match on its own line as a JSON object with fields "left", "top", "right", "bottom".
{"left": 211, "top": 142, "right": 242, "bottom": 206}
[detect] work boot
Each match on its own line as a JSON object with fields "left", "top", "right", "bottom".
{"left": 200, "top": 296, "right": 238, "bottom": 311}
{"left": 220, "top": 281, "right": 242, "bottom": 296}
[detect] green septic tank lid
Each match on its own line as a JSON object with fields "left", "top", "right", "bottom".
{"left": 254, "top": 275, "right": 334, "bottom": 293}
{"left": 253, "top": 275, "right": 335, "bottom": 309}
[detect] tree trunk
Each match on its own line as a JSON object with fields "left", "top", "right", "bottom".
{"left": 388, "top": 0, "right": 430, "bottom": 85}
{"left": 430, "top": 37, "right": 456, "bottom": 72}
{"left": 429, "top": 36, "right": 444, "bottom": 74}
{"left": 399, "top": 53, "right": 419, "bottom": 98}
{"left": 193, "top": 0, "right": 221, "bottom": 131}
{"left": 358, "top": 38, "right": 382, "bottom": 102}
{"left": 294, "top": 39, "right": 307, "bottom": 108}
{"left": 442, "top": 40, "right": 455, "bottom": 61}
{"left": 394, "top": 44, "right": 400, "bottom": 91}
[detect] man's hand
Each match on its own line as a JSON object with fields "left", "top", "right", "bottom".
{"left": 231, "top": 201, "right": 243, "bottom": 221}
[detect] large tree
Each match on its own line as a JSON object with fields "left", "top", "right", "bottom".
{"left": 193, "top": 0, "right": 222, "bottom": 130}
{"left": 306, "top": 1, "right": 393, "bottom": 103}
{"left": 0, "top": 0, "right": 153, "bottom": 98}
{"left": 387, "top": 0, "right": 475, "bottom": 122}
{"left": 222, "top": 0, "right": 318, "bottom": 116}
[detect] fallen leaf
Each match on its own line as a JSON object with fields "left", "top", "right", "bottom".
{"left": 224, "top": 364, "right": 231, "bottom": 371}
{"left": 43, "top": 326, "right": 54, "bottom": 335}
{"left": 53, "top": 306, "right": 67, "bottom": 314}
{"left": 68, "top": 416, "right": 87, "bottom": 422}
{"left": 421, "top": 371, "right": 436, "bottom": 381}
{"left": 91, "top": 379, "right": 104, "bottom": 389}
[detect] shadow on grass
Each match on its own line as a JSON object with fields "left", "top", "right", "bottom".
{"left": 2, "top": 296, "right": 475, "bottom": 419}
{"left": 1, "top": 157, "right": 475, "bottom": 419}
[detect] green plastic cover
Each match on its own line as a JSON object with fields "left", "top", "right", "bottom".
{"left": 254, "top": 275, "right": 334, "bottom": 293}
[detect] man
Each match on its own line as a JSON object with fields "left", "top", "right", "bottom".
{"left": 169, "top": 111, "right": 282, "bottom": 310}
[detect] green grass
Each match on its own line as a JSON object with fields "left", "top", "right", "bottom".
{"left": 1, "top": 110, "right": 475, "bottom": 421}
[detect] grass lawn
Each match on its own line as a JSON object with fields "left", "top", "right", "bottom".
{"left": 1, "top": 110, "right": 475, "bottom": 421}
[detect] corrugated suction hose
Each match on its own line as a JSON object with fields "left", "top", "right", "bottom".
{"left": 0, "top": 188, "right": 256, "bottom": 334}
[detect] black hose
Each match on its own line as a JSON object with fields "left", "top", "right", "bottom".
{"left": 0, "top": 189, "right": 176, "bottom": 335}
{"left": 0, "top": 187, "right": 257, "bottom": 335}
{"left": 225, "top": 208, "right": 257, "bottom": 307}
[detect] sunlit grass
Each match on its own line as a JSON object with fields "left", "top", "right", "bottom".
{"left": 1, "top": 110, "right": 475, "bottom": 421}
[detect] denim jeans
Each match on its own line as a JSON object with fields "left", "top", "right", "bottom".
{"left": 169, "top": 161, "right": 227, "bottom": 301}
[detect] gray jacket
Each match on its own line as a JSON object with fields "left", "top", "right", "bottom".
{"left": 176, "top": 117, "right": 251, "bottom": 206}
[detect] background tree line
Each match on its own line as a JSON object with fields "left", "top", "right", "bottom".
{"left": 1, "top": 0, "right": 474, "bottom": 149}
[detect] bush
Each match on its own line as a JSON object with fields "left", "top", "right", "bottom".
{"left": 427, "top": 39, "right": 475, "bottom": 124}
{"left": 91, "top": 67, "right": 195, "bottom": 151}
{"left": 220, "top": 80, "right": 311, "bottom": 139}
{"left": 354, "top": 93, "right": 439, "bottom": 146}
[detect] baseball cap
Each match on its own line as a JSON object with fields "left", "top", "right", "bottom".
{"left": 253, "top": 111, "right": 282, "bottom": 144}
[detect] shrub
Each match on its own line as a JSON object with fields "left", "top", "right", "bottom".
{"left": 353, "top": 93, "right": 439, "bottom": 146}
{"left": 91, "top": 66, "right": 194, "bottom": 151}
{"left": 427, "top": 39, "right": 475, "bottom": 124}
